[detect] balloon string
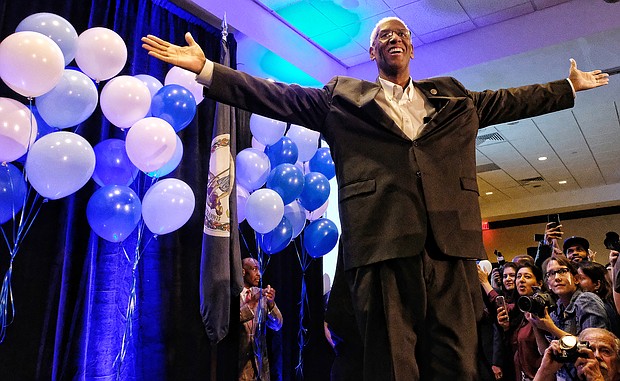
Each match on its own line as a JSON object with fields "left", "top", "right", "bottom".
{"left": 0, "top": 189, "right": 45, "bottom": 344}
{"left": 12, "top": 195, "right": 44, "bottom": 255}
{"left": 295, "top": 238, "right": 310, "bottom": 378}
{"left": 0, "top": 261, "right": 15, "bottom": 343}
{"left": 114, "top": 225, "right": 155, "bottom": 377}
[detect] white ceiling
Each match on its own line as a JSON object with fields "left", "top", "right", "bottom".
{"left": 185, "top": 0, "right": 620, "bottom": 221}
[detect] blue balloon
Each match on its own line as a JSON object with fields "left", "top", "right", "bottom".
{"left": 259, "top": 216, "right": 293, "bottom": 254}
{"left": 92, "top": 139, "right": 139, "bottom": 187}
{"left": 16, "top": 13, "right": 78, "bottom": 66}
{"left": 264, "top": 136, "right": 298, "bottom": 168}
{"left": 303, "top": 218, "right": 339, "bottom": 258}
{"left": 86, "top": 185, "right": 141, "bottom": 242}
{"left": 36, "top": 69, "right": 99, "bottom": 128}
{"left": 309, "top": 147, "right": 336, "bottom": 180}
{"left": 150, "top": 84, "right": 196, "bottom": 132}
{"left": 298, "top": 172, "right": 330, "bottom": 211}
{"left": 0, "top": 163, "right": 28, "bottom": 224}
{"left": 266, "top": 163, "right": 304, "bottom": 205}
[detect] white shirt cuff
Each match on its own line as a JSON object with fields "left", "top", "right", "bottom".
{"left": 196, "top": 59, "right": 214, "bottom": 87}
{"left": 566, "top": 78, "right": 576, "bottom": 97}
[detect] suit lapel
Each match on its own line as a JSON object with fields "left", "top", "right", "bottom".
{"left": 354, "top": 80, "right": 409, "bottom": 139}
{"left": 414, "top": 80, "right": 464, "bottom": 140}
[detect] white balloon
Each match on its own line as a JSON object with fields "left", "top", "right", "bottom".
{"left": 164, "top": 66, "right": 204, "bottom": 104}
{"left": 100, "top": 76, "right": 151, "bottom": 128}
{"left": 251, "top": 136, "right": 266, "bottom": 152}
{"left": 286, "top": 124, "right": 320, "bottom": 162}
{"left": 0, "top": 98, "right": 37, "bottom": 162}
{"left": 75, "top": 27, "right": 127, "bottom": 81}
{"left": 125, "top": 117, "right": 177, "bottom": 173}
{"left": 250, "top": 114, "right": 286, "bottom": 146}
{"left": 306, "top": 198, "right": 329, "bottom": 221}
{"left": 25, "top": 131, "right": 95, "bottom": 199}
{"left": 134, "top": 74, "right": 164, "bottom": 99}
{"left": 0, "top": 31, "right": 64, "bottom": 97}
{"left": 236, "top": 184, "right": 250, "bottom": 223}
{"left": 478, "top": 260, "right": 493, "bottom": 276}
{"left": 245, "top": 189, "right": 284, "bottom": 234}
{"left": 142, "top": 178, "right": 195, "bottom": 235}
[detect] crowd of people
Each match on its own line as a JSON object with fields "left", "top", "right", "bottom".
{"left": 477, "top": 222, "right": 620, "bottom": 381}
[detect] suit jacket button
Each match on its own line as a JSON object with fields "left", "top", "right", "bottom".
{"left": 416, "top": 171, "right": 422, "bottom": 178}
{"left": 412, "top": 140, "right": 419, "bottom": 147}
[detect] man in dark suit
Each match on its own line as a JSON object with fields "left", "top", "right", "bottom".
{"left": 142, "top": 16, "right": 608, "bottom": 380}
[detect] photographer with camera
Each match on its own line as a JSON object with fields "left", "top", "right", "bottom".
{"left": 496, "top": 263, "right": 546, "bottom": 381}
{"left": 527, "top": 256, "right": 610, "bottom": 380}
{"left": 534, "top": 328, "right": 620, "bottom": 381}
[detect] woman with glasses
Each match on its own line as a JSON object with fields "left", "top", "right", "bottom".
{"left": 527, "top": 256, "right": 609, "bottom": 380}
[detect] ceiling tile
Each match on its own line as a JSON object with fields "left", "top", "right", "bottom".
{"left": 273, "top": 1, "right": 339, "bottom": 37}
{"left": 393, "top": 0, "right": 471, "bottom": 36}
{"left": 258, "top": 0, "right": 303, "bottom": 10}
{"left": 312, "top": 29, "right": 368, "bottom": 58}
{"left": 531, "top": 0, "right": 573, "bottom": 9}
{"left": 416, "top": 22, "right": 477, "bottom": 44}
{"left": 472, "top": 3, "right": 534, "bottom": 28}
{"left": 340, "top": 11, "right": 399, "bottom": 50}
{"left": 458, "top": 0, "right": 530, "bottom": 19}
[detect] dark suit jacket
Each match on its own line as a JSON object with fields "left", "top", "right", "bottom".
{"left": 205, "top": 65, "right": 574, "bottom": 271}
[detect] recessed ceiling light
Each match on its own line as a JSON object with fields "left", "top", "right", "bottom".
{"left": 485, "top": 191, "right": 493, "bottom": 195}
{"left": 538, "top": 156, "right": 547, "bottom": 161}
{"left": 558, "top": 180, "right": 567, "bottom": 184}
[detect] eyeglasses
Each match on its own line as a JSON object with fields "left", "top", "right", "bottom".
{"left": 545, "top": 267, "right": 571, "bottom": 279}
{"left": 377, "top": 29, "right": 410, "bottom": 42}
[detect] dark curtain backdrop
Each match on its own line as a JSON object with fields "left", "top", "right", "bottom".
{"left": 0, "top": 0, "right": 333, "bottom": 380}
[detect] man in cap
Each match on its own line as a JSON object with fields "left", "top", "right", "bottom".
{"left": 564, "top": 236, "right": 591, "bottom": 263}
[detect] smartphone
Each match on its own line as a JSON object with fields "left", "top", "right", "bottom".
{"left": 496, "top": 295, "right": 509, "bottom": 321}
{"left": 547, "top": 214, "right": 560, "bottom": 229}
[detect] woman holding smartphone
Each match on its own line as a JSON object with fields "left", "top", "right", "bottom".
{"left": 497, "top": 263, "right": 545, "bottom": 381}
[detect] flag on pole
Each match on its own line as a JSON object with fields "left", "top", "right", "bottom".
{"left": 200, "top": 14, "right": 243, "bottom": 343}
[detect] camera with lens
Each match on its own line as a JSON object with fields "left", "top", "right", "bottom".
{"left": 551, "top": 335, "right": 590, "bottom": 363}
{"left": 517, "top": 289, "right": 555, "bottom": 317}
{"left": 604, "top": 231, "right": 620, "bottom": 251}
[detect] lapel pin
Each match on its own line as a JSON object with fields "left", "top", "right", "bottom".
{"left": 430, "top": 89, "right": 438, "bottom": 95}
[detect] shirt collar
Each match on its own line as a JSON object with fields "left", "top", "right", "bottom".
{"left": 378, "top": 77, "right": 414, "bottom": 102}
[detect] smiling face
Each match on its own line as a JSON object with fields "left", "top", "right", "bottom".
{"left": 369, "top": 18, "right": 414, "bottom": 83}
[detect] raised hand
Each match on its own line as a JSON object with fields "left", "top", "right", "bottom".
{"left": 141, "top": 32, "right": 207, "bottom": 74}
{"left": 569, "top": 58, "right": 609, "bottom": 91}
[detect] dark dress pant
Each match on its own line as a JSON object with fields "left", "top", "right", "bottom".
{"left": 340, "top": 247, "right": 482, "bottom": 381}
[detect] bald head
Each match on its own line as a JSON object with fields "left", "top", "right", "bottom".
{"left": 242, "top": 258, "right": 260, "bottom": 287}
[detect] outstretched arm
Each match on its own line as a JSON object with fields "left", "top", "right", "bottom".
{"left": 141, "top": 32, "right": 207, "bottom": 74}
{"left": 568, "top": 58, "right": 609, "bottom": 92}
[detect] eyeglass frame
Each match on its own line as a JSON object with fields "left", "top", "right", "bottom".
{"left": 544, "top": 267, "right": 571, "bottom": 280}
{"left": 376, "top": 29, "right": 411, "bottom": 42}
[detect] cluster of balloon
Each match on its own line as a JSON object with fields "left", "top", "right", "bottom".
{"left": 0, "top": 12, "right": 201, "bottom": 241}
{"left": 237, "top": 114, "right": 339, "bottom": 258}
